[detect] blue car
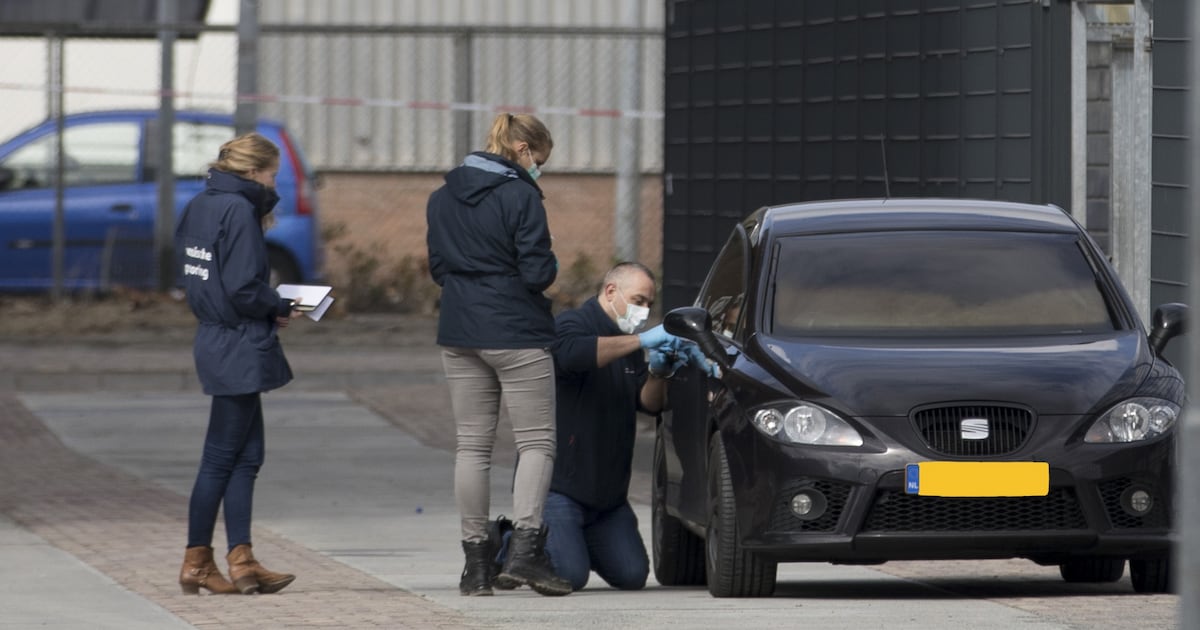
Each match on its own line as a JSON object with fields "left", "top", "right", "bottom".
{"left": 0, "top": 109, "right": 323, "bottom": 290}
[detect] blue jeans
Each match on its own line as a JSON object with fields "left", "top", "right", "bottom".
{"left": 542, "top": 491, "right": 649, "bottom": 591}
{"left": 186, "top": 393, "right": 265, "bottom": 551}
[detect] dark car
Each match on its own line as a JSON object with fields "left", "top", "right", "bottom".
{"left": 653, "top": 198, "right": 1186, "bottom": 597}
{"left": 0, "top": 109, "right": 322, "bottom": 291}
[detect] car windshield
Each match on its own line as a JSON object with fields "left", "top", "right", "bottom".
{"left": 770, "top": 230, "right": 1118, "bottom": 337}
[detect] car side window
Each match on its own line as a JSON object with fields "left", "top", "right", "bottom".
{"left": 0, "top": 122, "right": 140, "bottom": 190}
{"left": 141, "top": 120, "right": 235, "bottom": 180}
{"left": 699, "top": 229, "right": 747, "bottom": 340}
{"left": 174, "top": 122, "right": 235, "bottom": 178}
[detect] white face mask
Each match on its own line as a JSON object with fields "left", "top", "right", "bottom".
{"left": 613, "top": 288, "right": 650, "bottom": 334}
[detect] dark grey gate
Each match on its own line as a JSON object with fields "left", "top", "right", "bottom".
{"left": 1151, "top": 0, "right": 1189, "bottom": 308}
{"left": 662, "top": 0, "right": 1073, "bottom": 309}
{"left": 1150, "top": 0, "right": 1189, "bottom": 368}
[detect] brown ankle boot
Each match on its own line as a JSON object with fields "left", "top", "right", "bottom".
{"left": 226, "top": 544, "right": 296, "bottom": 594}
{"left": 179, "top": 546, "right": 239, "bottom": 594}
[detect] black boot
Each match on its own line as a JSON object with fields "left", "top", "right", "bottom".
{"left": 494, "top": 525, "right": 572, "bottom": 596}
{"left": 487, "top": 515, "right": 515, "bottom": 590}
{"left": 459, "top": 540, "right": 494, "bottom": 596}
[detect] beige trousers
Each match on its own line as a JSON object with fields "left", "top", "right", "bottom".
{"left": 441, "top": 347, "right": 557, "bottom": 542}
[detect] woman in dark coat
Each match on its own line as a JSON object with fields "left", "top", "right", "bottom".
{"left": 175, "top": 132, "right": 297, "bottom": 595}
{"left": 426, "top": 113, "right": 571, "bottom": 596}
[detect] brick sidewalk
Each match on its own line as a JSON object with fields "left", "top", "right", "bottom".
{"left": 0, "top": 394, "right": 473, "bottom": 629}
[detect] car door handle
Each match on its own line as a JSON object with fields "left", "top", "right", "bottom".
{"left": 110, "top": 203, "right": 134, "bottom": 213}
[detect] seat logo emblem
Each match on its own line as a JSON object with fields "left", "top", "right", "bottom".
{"left": 961, "top": 418, "right": 990, "bottom": 440}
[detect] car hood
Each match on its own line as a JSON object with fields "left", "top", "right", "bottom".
{"left": 746, "top": 331, "right": 1152, "bottom": 416}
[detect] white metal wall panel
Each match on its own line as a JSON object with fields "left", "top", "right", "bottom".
{"left": 257, "top": 0, "right": 663, "bottom": 172}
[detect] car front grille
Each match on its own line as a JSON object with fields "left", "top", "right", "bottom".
{"left": 1098, "top": 477, "right": 1170, "bottom": 529}
{"left": 766, "top": 479, "right": 851, "bottom": 532}
{"left": 912, "top": 404, "right": 1033, "bottom": 457}
{"left": 861, "top": 488, "right": 1087, "bottom": 532}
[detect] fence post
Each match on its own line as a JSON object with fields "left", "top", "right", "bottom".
{"left": 235, "top": 0, "right": 260, "bottom": 136}
{"left": 453, "top": 32, "right": 473, "bottom": 163}
{"left": 1108, "top": 0, "right": 1152, "bottom": 325}
{"left": 614, "top": 0, "right": 644, "bottom": 264}
{"left": 155, "top": 0, "right": 176, "bottom": 292}
{"left": 1070, "top": 2, "right": 1087, "bottom": 229}
{"left": 48, "top": 34, "right": 65, "bottom": 301}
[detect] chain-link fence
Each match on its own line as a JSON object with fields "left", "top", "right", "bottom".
{"left": 0, "top": 10, "right": 666, "bottom": 308}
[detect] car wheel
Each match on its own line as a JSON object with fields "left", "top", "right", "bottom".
{"left": 1058, "top": 558, "right": 1125, "bottom": 583}
{"left": 652, "top": 425, "right": 705, "bottom": 586}
{"left": 268, "top": 248, "right": 301, "bottom": 286}
{"left": 1130, "top": 556, "right": 1172, "bottom": 593}
{"left": 705, "top": 434, "right": 776, "bottom": 597}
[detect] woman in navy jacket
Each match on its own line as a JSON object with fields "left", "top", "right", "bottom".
{"left": 174, "top": 132, "right": 297, "bottom": 596}
{"left": 426, "top": 113, "right": 571, "bottom": 597}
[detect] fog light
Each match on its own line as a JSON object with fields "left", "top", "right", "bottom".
{"left": 791, "top": 493, "right": 813, "bottom": 516}
{"left": 1121, "top": 486, "right": 1154, "bottom": 516}
{"left": 789, "top": 490, "right": 827, "bottom": 521}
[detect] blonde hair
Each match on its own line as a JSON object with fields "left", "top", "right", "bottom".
{"left": 210, "top": 132, "right": 281, "bottom": 229}
{"left": 210, "top": 132, "right": 280, "bottom": 177}
{"left": 484, "top": 113, "right": 554, "bottom": 163}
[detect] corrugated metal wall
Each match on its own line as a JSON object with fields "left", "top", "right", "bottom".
{"left": 662, "top": 0, "right": 1073, "bottom": 309}
{"left": 256, "top": 0, "right": 664, "bottom": 172}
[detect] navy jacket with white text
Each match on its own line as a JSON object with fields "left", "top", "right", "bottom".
{"left": 175, "top": 169, "right": 293, "bottom": 395}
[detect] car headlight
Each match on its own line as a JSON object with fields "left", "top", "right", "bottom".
{"left": 1084, "top": 398, "right": 1180, "bottom": 443}
{"left": 752, "top": 403, "right": 863, "bottom": 446}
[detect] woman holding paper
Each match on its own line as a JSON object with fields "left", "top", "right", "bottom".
{"left": 426, "top": 112, "right": 571, "bottom": 597}
{"left": 174, "top": 132, "right": 298, "bottom": 595}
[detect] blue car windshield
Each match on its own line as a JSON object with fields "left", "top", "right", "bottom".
{"left": 770, "top": 230, "right": 1119, "bottom": 337}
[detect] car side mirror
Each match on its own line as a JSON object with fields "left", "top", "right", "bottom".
{"left": 1148, "top": 302, "right": 1187, "bottom": 355}
{"left": 664, "top": 307, "right": 731, "bottom": 370}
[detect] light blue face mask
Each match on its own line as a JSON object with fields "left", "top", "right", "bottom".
{"left": 524, "top": 149, "right": 542, "bottom": 181}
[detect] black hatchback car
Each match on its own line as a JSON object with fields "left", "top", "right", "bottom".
{"left": 653, "top": 198, "right": 1185, "bottom": 597}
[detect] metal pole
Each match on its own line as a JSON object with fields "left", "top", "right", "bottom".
{"left": 1070, "top": 2, "right": 1087, "bottom": 229}
{"left": 49, "top": 35, "right": 65, "bottom": 301}
{"left": 1108, "top": 1, "right": 1153, "bottom": 326}
{"left": 452, "top": 32, "right": 473, "bottom": 161}
{"left": 235, "top": 0, "right": 259, "bottom": 135}
{"left": 614, "top": 0, "right": 644, "bottom": 263}
{"left": 156, "top": 0, "right": 177, "bottom": 292}
{"left": 1180, "top": 0, "right": 1200, "bottom": 623}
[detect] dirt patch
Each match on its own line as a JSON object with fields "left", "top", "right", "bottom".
{"left": 0, "top": 290, "right": 440, "bottom": 347}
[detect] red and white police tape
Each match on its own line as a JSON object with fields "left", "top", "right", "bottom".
{"left": 0, "top": 81, "right": 663, "bottom": 120}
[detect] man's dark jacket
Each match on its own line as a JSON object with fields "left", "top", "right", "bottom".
{"left": 426, "top": 152, "right": 557, "bottom": 349}
{"left": 175, "top": 169, "right": 293, "bottom": 396}
{"left": 550, "top": 297, "right": 650, "bottom": 512}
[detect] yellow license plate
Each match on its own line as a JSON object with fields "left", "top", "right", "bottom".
{"left": 904, "top": 461, "right": 1049, "bottom": 497}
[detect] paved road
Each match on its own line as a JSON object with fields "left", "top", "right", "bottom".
{"left": 0, "top": 315, "right": 1180, "bottom": 629}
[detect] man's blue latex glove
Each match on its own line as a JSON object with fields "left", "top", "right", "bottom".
{"left": 637, "top": 324, "right": 680, "bottom": 350}
{"left": 679, "top": 340, "right": 720, "bottom": 378}
{"left": 648, "top": 347, "right": 688, "bottom": 378}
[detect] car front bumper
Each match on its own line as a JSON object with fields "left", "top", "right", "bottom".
{"left": 723, "top": 425, "right": 1175, "bottom": 563}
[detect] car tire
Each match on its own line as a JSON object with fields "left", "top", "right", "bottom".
{"left": 705, "top": 434, "right": 776, "bottom": 597}
{"left": 652, "top": 426, "right": 705, "bottom": 586}
{"left": 1130, "top": 556, "right": 1172, "bottom": 593}
{"left": 1058, "top": 558, "right": 1125, "bottom": 583}
{"left": 268, "top": 248, "right": 301, "bottom": 287}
